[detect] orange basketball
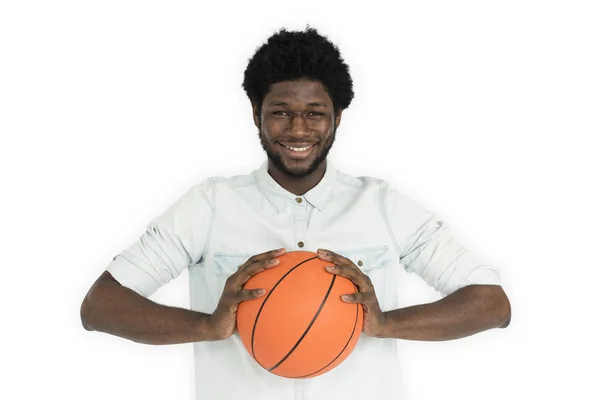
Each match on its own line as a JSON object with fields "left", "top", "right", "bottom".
{"left": 236, "top": 251, "right": 364, "bottom": 379}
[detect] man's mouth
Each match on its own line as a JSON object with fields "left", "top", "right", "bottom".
{"left": 283, "top": 144, "right": 314, "bottom": 152}
{"left": 277, "top": 142, "right": 318, "bottom": 158}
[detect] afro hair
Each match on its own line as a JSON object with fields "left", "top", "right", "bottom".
{"left": 242, "top": 26, "right": 354, "bottom": 116}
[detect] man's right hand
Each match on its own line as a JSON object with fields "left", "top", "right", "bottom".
{"left": 207, "top": 248, "right": 286, "bottom": 340}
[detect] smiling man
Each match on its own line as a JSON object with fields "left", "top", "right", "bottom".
{"left": 81, "top": 27, "right": 511, "bottom": 400}
{"left": 256, "top": 79, "right": 339, "bottom": 194}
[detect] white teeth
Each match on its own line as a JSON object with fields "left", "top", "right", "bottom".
{"left": 286, "top": 145, "right": 312, "bottom": 152}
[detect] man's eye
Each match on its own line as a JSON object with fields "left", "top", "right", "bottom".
{"left": 273, "top": 111, "right": 289, "bottom": 116}
{"left": 307, "top": 112, "right": 324, "bottom": 117}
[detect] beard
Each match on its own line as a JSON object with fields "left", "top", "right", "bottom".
{"left": 258, "top": 127, "right": 337, "bottom": 178}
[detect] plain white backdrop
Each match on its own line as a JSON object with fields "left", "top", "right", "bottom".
{"left": 1, "top": 0, "right": 599, "bottom": 399}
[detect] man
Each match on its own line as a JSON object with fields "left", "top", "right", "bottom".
{"left": 81, "top": 27, "right": 511, "bottom": 399}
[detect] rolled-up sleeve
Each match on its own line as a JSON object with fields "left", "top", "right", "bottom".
{"left": 106, "top": 178, "right": 215, "bottom": 297}
{"left": 381, "top": 182, "right": 501, "bottom": 296}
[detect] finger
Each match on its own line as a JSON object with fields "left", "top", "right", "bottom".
{"left": 317, "top": 249, "right": 355, "bottom": 269}
{"left": 326, "top": 264, "right": 373, "bottom": 292}
{"left": 232, "top": 248, "right": 286, "bottom": 286}
{"left": 316, "top": 248, "right": 335, "bottom": 261}
{"left": 340, "top": 292, "right": 371, "bottom": 304}
{"left": 318, "top": 249, "right": 374, "bottom": 290}
{"left": 237, "top": 257, "right": 280, "bottom": 286}
{"left": 246, "top": 247, "right": 286, "bottom": 264}
{"left": 340, "top": 292, "right": 380, "bottom": 314}
{"left": 235, "top": 288, "right": 266, "bottom": 303}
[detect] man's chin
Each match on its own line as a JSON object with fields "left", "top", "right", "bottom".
{"left": 279, "top": 163, "right": 314, "bottom": 178}
{"left": 271, "top": 156, "right": 319, "bottom": 178}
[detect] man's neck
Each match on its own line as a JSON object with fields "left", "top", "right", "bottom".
{"left": 267, "top": 160, "right": 327, "bottom": 196}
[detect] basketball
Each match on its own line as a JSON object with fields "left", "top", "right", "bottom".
{"left": 236, "top": 250, "right": 364, "bottom": 379}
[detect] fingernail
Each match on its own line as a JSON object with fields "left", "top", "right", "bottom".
{"left": 341, "top": 295, "right": 350, "bottom": 301}
{"left": 326, "top": 265, "right": 335, "bottom": 271}
{"left": 257, "top": 289, "right": 266, "bottom": 295}
{"left": 267, "top": 259, "right": 279, "bottom": 268}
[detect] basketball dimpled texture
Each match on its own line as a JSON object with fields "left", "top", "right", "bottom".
{"left": 236, "top": 251, "right": 364, "bottom": 379}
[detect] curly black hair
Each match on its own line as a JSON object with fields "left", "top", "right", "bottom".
{"left": 242, "top": 26, "right": 354, "bottom": 116}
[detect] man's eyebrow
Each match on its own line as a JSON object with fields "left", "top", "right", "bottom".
{"left": 266, "top": 100, "right": 329, "bottom": 107}
{"left": 267, "top": 100, "right": 289, "bottom": 106}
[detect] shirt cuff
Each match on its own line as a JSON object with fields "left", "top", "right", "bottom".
{"left": 459, "top": 266, "right": 502, "bottom": 289}
{"left": 106, "top": 255, "right": 161, "bottom": 297}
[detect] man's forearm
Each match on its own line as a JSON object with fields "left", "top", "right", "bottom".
{"left": 379, "top": 284, "right": 511, "bottom": 341}
{"left": 81, "top": 271, "right": 216, "bottom": 345}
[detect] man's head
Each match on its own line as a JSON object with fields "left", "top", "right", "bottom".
{"left": 242, "top": 27, "right": 354, "bottom": 178}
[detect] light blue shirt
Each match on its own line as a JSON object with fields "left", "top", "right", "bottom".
{"left": 107, "top": 160, "right": 501, "bottom": 400}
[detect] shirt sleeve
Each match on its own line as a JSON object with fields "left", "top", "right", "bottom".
{"left": 106, "top": 178, "right": 215, "bottom": 297}
{"left": 381, "top": 181, "right": 501, "bottom": 296}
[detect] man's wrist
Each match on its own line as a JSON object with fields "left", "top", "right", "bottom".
{"left": 376, "top": 311, "right": 392, "bottom": 338}
{"left": 196, "top": 312, "right": 218, "bottom": 341}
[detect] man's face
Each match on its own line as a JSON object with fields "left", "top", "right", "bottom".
{"left": 254, "top": 79, "right": 342, "bottom": 178}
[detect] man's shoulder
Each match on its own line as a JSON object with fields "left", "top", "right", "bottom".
{"left": 334, "top": 168, "right": 386, "bottom": 190}
{"left": 333, "top": 168, "right": 412, "bottom": 201}
{"left": 208, "top": 169, "right": 256, "bottom": 187}
{"left": 187, "top": 167, "right": 258, "bottom": 195}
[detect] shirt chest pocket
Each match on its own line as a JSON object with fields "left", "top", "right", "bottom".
{"left": 212, "top": 253, "right": 254, "bottom": 296}
{"left": 213, "top": 253, "right": 254, "bottom": 275}
{"left": 212, "top": 247, "right": 389, "bottom": 275}
{"left": 336, "top": 245, "right": 389, "bottom": 272}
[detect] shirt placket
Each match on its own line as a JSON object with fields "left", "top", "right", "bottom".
{"left": 292, "top": 195, "right": 310, "bottom": 400}
{"left": 292, "top": 196, "right": 308, "bottom": 250}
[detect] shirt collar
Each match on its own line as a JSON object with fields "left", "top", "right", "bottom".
{"left": 254, "top": 160, "right": 337, "bottom": 213}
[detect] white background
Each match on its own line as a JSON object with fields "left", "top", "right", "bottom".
{"left": 1, "top": 0, "right": 599, "bottom": 399}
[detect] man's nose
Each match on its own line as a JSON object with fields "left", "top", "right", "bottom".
{"left": 290, "top": 114, "right": 309, "bottom": 136}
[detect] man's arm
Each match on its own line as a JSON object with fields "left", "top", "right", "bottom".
{"left": 80, "top": 180, "right": 216, "bottom": 344}
{"left": 317, "top": 182, "right": 512, "bottom": 340}
{"left": 317, "top": 250, "right": 510, "bottom": 340}
{"left": 81, "top": 249, "right": 286, "bottom": 345}
{"left": 379, "top": 284, "right": 511, "bottom": 340}
{"left": 378, "top": 182, "right": 511, "bottom": 339}
{"left": 80, "top": 271, "right": 216, "bottom": 345}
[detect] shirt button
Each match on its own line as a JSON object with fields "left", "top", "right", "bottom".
{"left": 357, "top": 260, "right": 363, "bottom": 267}
{"left": 298, "top": 241, "right": 305, "bottom": 248}
{"left": 296, "top": 197, "right": 303, "bottom": 204}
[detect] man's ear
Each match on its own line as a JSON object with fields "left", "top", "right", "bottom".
{"left": 335, "top": 109, "right": 343, "bottom": 128}
{"left": 252, "top": 104, "right": 261, "bottom": 129}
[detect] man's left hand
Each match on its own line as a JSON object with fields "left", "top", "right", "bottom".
{"left": 317, "top": 248, "right": 387, "bottom": 338}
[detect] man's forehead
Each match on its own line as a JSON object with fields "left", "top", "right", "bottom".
{"left": 265, "top": 79, "right": 332, "bottom": 106}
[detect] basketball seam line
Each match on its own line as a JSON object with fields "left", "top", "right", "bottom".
{"left": 250, "top": 256, "right": 320, "bottom": 364}
{"left": 294, "top": 302, "right": 360, "bottom": 379}
{"left": 269, "top": 274, "right": 337, "bottom": 372}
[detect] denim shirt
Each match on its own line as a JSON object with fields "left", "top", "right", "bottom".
{"left": 107, "top": 160, "right": 501, "bottom": 400}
